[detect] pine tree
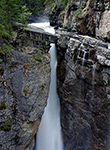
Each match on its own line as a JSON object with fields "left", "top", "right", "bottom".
{"left": 0, "top": 0, "right": 31, "bottom": 39}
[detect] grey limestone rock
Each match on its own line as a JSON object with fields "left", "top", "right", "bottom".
{"left": 57, "top": 33, "right": 110, "bottom": 150}
{"left": 0, "top": 45, "right": 50, "bottom": 150}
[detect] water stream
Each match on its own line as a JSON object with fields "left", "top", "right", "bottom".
{"left": 92, "top": 62, "right": 96, "bottom": 93}
{"left": 30, "top": 20, "right": 63, "bottom": 150}
{"left": 82, "top": 51, "right": 86, "bottom": 67}
{"left": 108, "top": 43, "right": 110, "bottom": 50}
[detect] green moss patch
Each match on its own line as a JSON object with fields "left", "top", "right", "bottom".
{"left": 0, "top": 122, "right": 12, "bottom": 131}
{"left": 37, "top": 83, "right": 46, "bottom": 99}
{"left": 75, "top": 7, "right": 83, "bottom": 18}
{"left": 0, "top": 49, "right": 6, "bottom": 54}
{"left": 0, "top": 67, "right": 4, "bottom": 76}
{"left": 35, "top": 48, "right": 43, "bottom": 61}
{"left": 23, "top": 88, "right": 29, "bottom": 96}
{"left": 41, "top": 83, "right": 46, "bottom": 90}
{"left": 0, "top": 101, "right": 6, "bottom": 110}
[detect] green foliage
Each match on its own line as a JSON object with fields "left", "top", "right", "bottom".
{"left": 60, "top": 0, "right": 69, "bottom": 7}
{"left": 3, "top": 44, "right": 13, "bottom": 54}
{"left": 0, "top": 49, "right": 7, "bottom": 54}
{"left": 14, "top": 133, "right": 18, "bottom": 140}
{"left": 0, "top": 0, "right": 31, "bottom": 53}
{"left": 59, "top": 0, "right": 75, "bottom": 8}
{"left": 74, "top": 7, "right": 83, "bottom": 18}
{"left": 0, "top": 101, "right": 6, "bottom": 110}
{"left": 0, "top": 0, "right": 31, "bottom": 39}
{"left": 44, "top": 0, "right": 54, "bottom": 7}
{"left": 0, "top": 38, "right": 13, "bottom": 54}
{"left": 20, "top": 5, "right": 31, "bottom": 24}
{"left": 16, "top": 0, "right": 46, "bottom": 15}
{"left": 19, "top": 32, "right": 27, "bottom": 38}
{"left": 45, "top": 41, "right": 49, "bottom": 46}
{"left": 35, "top": 48, "right": 43, "bottom": 61}
{"left": 0, "top": 122, "right": 12, "bottom": 131}
{"left": 37, "top": 83, "right": 46, "bottom": 99}
{"left": 41, "top": 83, "right": 46, "bottom": 90}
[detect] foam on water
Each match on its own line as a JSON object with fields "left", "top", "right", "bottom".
{"left": 28, "top": 22, "right": 55, "bottom": 34}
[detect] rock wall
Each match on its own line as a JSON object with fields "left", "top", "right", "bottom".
{"left": 15, "top": 27, "right": 57, "bottom": 52}
{"left": 0, "top": 38, "right": 51, "bottom": 150}
{"left": 49, "top": 0, "right": 110, "bottom": 41}
{"left": 57, "top": 33, "right": 110, "bottom": 150}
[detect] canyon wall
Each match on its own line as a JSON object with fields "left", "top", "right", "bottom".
{"left": 0, "top": 0, "right": 110, "bottom": 149}
{"left": 49, "top": 1, "right": 110, "bottom": 149}
{"left": 57, "top": 33, "right": 110, "bottom": 150}
{"left": 50, "top": 0, "right": 110, "bottom": 42}
{"left": 0, "top": 31, "right": 51, "bottom": 150}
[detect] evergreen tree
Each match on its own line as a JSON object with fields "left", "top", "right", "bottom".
{"left": 0, "top": 0, "right": 31, "bottom": 39}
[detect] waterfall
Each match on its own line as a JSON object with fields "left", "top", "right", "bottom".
{"left": 30, "top": 19, "right": 63, "bottom": 150}
{"left": 92, "top": 62, "right": 96, "bottom": 93}
{"left": 36, "top": 44, "right": 63, "bottom": 150}
{"left": 108, "top": 43, "right": 110, "bottom": 50}
{"left": 82, "top": 51, "right": 86, "bottom": 66}
{"left": 81, "top": 50, "right": 86, "bottom": 78}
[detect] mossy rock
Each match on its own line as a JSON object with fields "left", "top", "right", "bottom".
{"left": 23, "top": 88, "right": 29, "bottom": 96}
{"left": 0, "top": 67, "right": 4, "bottom": 76}
{"left": 0, "top": 122, "right": 12, "bottom": 131}
{"left": 41, "top": 83, "right": 46, "bottom": 90}
{"left": 35, "top": 48, "right": 43, "bottom": 61}
{"left": 0, "top": 101, "right": 6, "bottom": 110}
{"left": 24, "top": 63, "right": 29, "bottom": 69}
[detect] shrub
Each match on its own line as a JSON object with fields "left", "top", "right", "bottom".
{"left": 35, "top": 48, "right": 43, "bottom": 61}
{"left": 74, "top": 7, "right": 83, "bottom": 18}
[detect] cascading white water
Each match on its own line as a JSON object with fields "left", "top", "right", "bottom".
{"left": 108, "top": 43, "right": 110, "bottom": 50}
{"left": 36, "top": 44, "right": 63, "bottom": 150}
{"left": 82, "top": 51, "right": 86, "bottom": 66}
{"left": 28, "top": 21, "right": 55, "bottom": 34}
{"left": 29, "top": 20, "right": 63, "bottom": 150}
{"left": 80, "top": 50, "right": 86, "bottom": 77}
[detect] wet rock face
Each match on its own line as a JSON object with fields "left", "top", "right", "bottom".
{"left": 57, "top": 35, "right": 110, "bottom": 150}
{"left": 0, "top": 46, "right": 50, "bottom": 150}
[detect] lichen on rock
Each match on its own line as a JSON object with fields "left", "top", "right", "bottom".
{"left": 0, "top": 37, "right": 51, "bottom": 149}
